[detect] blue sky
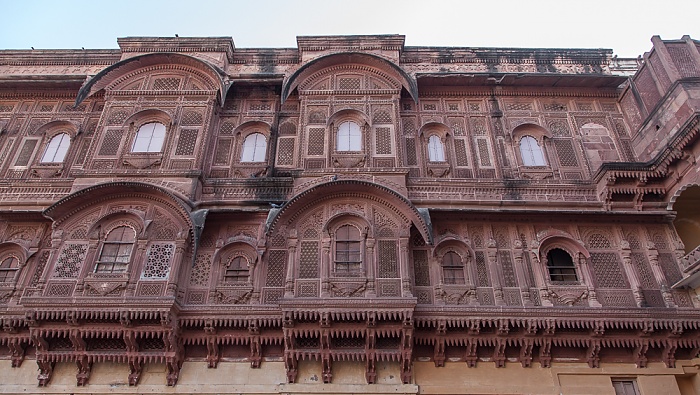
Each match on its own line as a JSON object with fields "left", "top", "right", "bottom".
{"left": 1, "top": 0, "right": 698, "bottom": 57}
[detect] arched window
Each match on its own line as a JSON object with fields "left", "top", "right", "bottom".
{"left": 520, "top": 136, "right": 546, "bottom": 166}
{"left": 428, "top": 135, "right": 446, "bottom": 162}
{"left": 546, "top": 248, "right": 578, "bottom": 282}
{"left": 442, "top": 251, "right": 465, "bottom": 284}
{"left": 335, "top": 225, "right": 362, "bottom": 274}
{"left": 0, "top": 256, "right": 19, "bottom": 282}
{"left": 132, "top": 122, "right": 166, "bottom": 153}
{"left": 241, "top": 133, "right": 267, "bottom": 162}
{"left": 337, "top": 121, "right": 362, "bottom": 151}
{"left": 96, "top": 226, "right": 136, "bottom": 273}
{"left": 40, "top": 133, "right": 71, "bottom": 163}
{"left": 224, "top": 256, "right": 249, "bottom": 284}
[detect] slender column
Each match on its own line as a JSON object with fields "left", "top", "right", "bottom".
{"left": 577, "top": 254, "right": 602, "bottom": 307}
{"left": 486, "top": 239, "right": 504, "bottom": 305}
{"left": 126, "top": 239, "right": 148, "bottom": 297}
{"left": 399, "top": 237, "right": 412, "bottom": 297}
{"left": 528, "top": 241, "right": 552, "bottom": 306}
{"left": 365, "top": 238, "right": 376, "bottom": 297}
{"left": 619, "top": 240, "right": 645, "bottom": 307}
{"left": 165, "top": 241, "right": 187, "bottom": 297}
{"left": 512, "top": 239, "right": 532, "bottom": 306}
{"left": 284, "top": 235, "right": 298, "bottom": 298}
{"left": 646, "top": 242, "right": 677, "bottom": 307}
{"left": 320, "top": 238, "right": 330, "bottom": 297}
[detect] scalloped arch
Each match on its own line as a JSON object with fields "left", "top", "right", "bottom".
{"left": 268, "top": 180, "right": 432, "bottom": 244}
{"left": 75, "top": 53, "right": 228, "bottom": 106}
{"left": 43, "top": 182, "right": 194, "bottom": 234}
{"left": 281, "top": 52, "right": 418, "bottom": 104}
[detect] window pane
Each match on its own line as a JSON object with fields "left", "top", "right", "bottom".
{"left": 133, "top": 122, "right": 166, "bottom": 152}
{"left": 41, "top": 133, "right": 71, "bottom": 163}
{"left": 97, "top": 226, "right": 135, "bottom": 273}
{"left": 428, "top": 135, "right": 445, "bottom": 162}
{"left": 337, "top": 122, "right": 361, "bottom": 151}
{"left": 520, "top": 136, "right": 546, "bottom": 166}
{"left": 242, "top": 133, "right": 267, "bottom": 162}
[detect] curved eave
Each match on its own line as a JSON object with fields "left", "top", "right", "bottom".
{"left": 267, "top": 179, "right": 433, "bottom": 244}
{"left": 281, "top": 52, "right": 418, "bottom": 104}
{"left": 43, "top": 181, "right": 194, "bottom": 225}
{"left": 74, "top": 52, "right": 228, "bottom": 106}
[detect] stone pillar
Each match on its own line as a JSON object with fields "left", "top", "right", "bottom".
{"left": 528, "top": 241, "right": 552, "bottom": 306}
{"left": 486, "top": 239, "right": 505, "bottom": 305}
{"left": 646, "top": 242, "right": 677, "bottom": 307}
{"left": 165, "top": 241, "right": 187, "bottom": 297}
{"left": 126, "top": 239, "right": 149, "bottom": 297}
{"left": 365, "top": 238, "right": 376, "bottom": 297}
{"left": 284, "top": 236, "right": 298, "bottom": 298}
{"left": 619, "top": 240, "right": 645, "bottom": 307}
{"left": 577, "top": 253, "right": 602, "bottom": 307}
{"left": 399, "top": 237, "right": 412, "bottom": 297}
{"left": 512, "top": 239, "right": 532, "bottom": 306}
{"left": 320, "top": 238, "right": 331, "bottom": 297}
{"left": 75, "top": 239, "right": 99, "bottom": 294}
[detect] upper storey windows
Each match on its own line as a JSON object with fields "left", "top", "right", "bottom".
{"left": 337, "top": 121, "right": 362, "bottom": 152}
{"left": 132, "top": 122, "right": 166, "bottom": 153}
{"left": 519, "top": 136, "right": 546, "bottom": 166}
{"left": 40, "top": 133, "right": 71, "bottom": 163}
{"left": 428, "top": 135, "right": 446, "bottom": 162}
{"left": 241, "top": 133, "right": 267, "bottom": 162}
{"left": 0, "top": 256, "right": 19, "bottom": 283}
{"left": 335, "top": 224, "right": 362, "bottom": 275}
{"left": 95, "top": 226, "right": 136, "bottom": 274}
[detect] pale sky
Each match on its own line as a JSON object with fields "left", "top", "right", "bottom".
{"left": 1, "top": 0, "right": 698, "bottom": 58}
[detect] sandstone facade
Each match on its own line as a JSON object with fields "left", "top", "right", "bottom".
{"left": 0, "top": 34, "right": 699, "bottom": 394}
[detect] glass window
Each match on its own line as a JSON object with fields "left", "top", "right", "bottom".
{"left": 337, "top": 121, "right": 361, "bottom": 151}
{"left": 546, "top": 248, "right": 578, "bottom": 282}
{"left": 40, "top": 133, "right": 71, "bottom": 163}
{"left": 0, "top": 256, "right": 19, "bottom": 282}
{"left": 428, "top": 135, "right": 446, "bottom": 162}
{"left": 224, "top": 256, "right": 249, "bottom": 284}
{"left": 520, "top": 135, "right": 546, "bottom": 166}
{"left": 241, "top": 133, "right": 267, "bottom": 162}
{"left": 96, "top": 226, "right": 136, "bottom": 274}
{"left": 335, "top": 225, "right": 361, "bottom": 274}
{"left": 612, "top": 380, "right": 640, "bottom": 395}
{"left": 442, "top": 251, "right": 465, "bottom": 284}
{"left": 132, "top": 122, "right": 166, "bottom": 153}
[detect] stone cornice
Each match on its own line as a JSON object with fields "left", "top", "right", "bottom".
{"left": 117, "top": 37, "right": 235, "bottom": 63}
{"left": 0, "top": 50, "right": 121, "bottom": 66}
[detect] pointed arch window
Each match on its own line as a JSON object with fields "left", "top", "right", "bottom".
{"left": 224, "top": 256, "right": 249, "bottom": 284}
{"left": 40, "top": 133, "right": 71, "bottom": 163}
{"left": 96, "top": 226, "right": 136, "bottom": 274}
{"left": 442, "top": 251, "right": 465, "bottom": 284}
{"left": 337, "top": 121, "right": 362, "bottom": 151}
{"left": 519, "top": 135, "right": 546, "bottom": 166}
{"left": 335, "top": 225, "right": 362, "bottom": 274}
{"left": 132, "top": 122, "right": 166, "bottom": 153}
{"left": 0, "top": 256, "right": 19, "bottom": 282}
{"left": 428, "top": 135, "right": 446, "bottom": 162}
{"left": 241, "top": 133, "right": 267, "bottom": 162}
{"left": 546, "top": 248, "right": 578, "bottom": 282}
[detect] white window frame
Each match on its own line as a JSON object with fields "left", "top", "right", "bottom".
{"left": 240, "top": 132, "right": 267, "bottom": 162}
{"left": 428, "top": 135, "right": 446, "bottom": 162}
{"left": 519, "top": 135, "right": 546, "bottom": 166}
{"left": 336, "top": 121, "right": 362, "bottom": 152}
{"left": 132, "top": 122, "right": 166, "bottom": 153}
{"left": 40, "top": 133, "right": 71, "bottom": 163}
